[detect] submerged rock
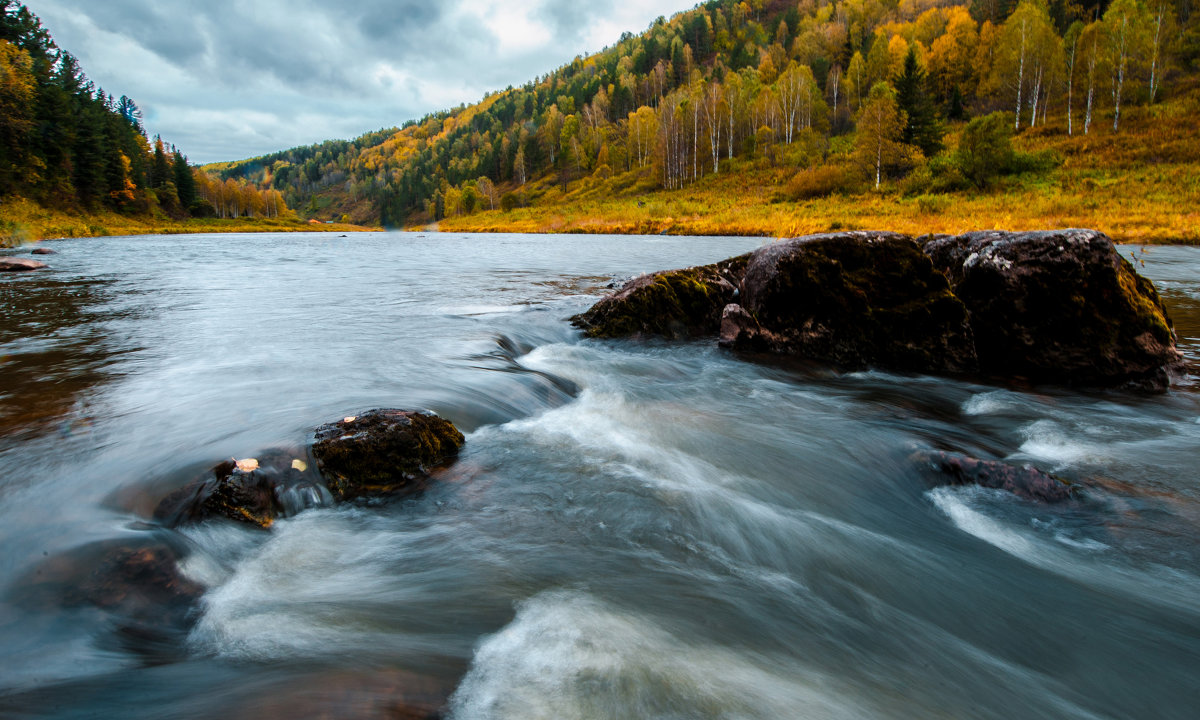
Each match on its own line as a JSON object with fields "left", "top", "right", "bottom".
{"left": 15, "top": 536, "right": 204, "bottom": 659}
{"left": 916, "top": 450, "right": 1077, "bottom": 503}
{"left": 571, "top": 255, "right": 749, "bottom": 339}
{"left": 30, "top": 247, "right": 56, "bottom": 255}
{"left": 727, "top": 232, "right": 978, "bottom": 373}
{"left": 924, "top": 229, "right": 1181, "bottom": 389}
{"left": 0, "top": 257, "right": 47, "bottom": 271}
{"left": 311, "top": 409, "right": 465, "bottom": 501}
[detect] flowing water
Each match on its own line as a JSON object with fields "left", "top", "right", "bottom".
{"left": 0, "top": 233, "right": 1198, "bottom": 719}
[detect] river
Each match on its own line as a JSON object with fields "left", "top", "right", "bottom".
{"left": 1, "top": 232, "right": 1198, "bottom": 719}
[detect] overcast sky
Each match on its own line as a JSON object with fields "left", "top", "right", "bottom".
{"left": 23, "top": 0, "right": 690, "bottom": 164}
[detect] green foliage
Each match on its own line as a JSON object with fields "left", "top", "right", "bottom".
{"left": 0, "top": 2, "right": 198, "bottom": 218}
{"left": 955, "top": 111, "right": 1017, "bottom": 188}
{"left": 894, "top": 48, "right": 943, "bottom": 156}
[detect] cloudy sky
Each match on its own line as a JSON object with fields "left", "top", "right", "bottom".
{"left": 23, "top": 0, "right": 691, "bottom": 164}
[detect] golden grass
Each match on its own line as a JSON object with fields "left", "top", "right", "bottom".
{"left": 0, "top": 196, "right": 374, "bottom": 246}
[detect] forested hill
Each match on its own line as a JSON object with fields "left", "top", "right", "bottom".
{"left": 212, "top": 0, "right": 1196, "bottom": 230}
{"left": 0, "top": 1, "right": 288, "bottom": 234}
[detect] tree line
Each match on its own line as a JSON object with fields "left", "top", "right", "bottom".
{"left": 0, "top": 1, "right": 288, "bottom": 221}
{"left": 215, "top": 0, "right": 1199, "bottom": 225}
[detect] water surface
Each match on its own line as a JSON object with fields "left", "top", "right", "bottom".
{"left": 1, "top": 233, "right": 1198, "bottom": 719}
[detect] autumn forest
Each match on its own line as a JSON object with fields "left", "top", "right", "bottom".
{"left": 3, "top": 0, "right": 1200, "bottom": 241}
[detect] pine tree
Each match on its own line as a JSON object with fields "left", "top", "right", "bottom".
{"left": 894, "top": 48, "right": 943, "bottom": 156}
{"left": 172, "top": 149, "right": 196, "bottom": 211}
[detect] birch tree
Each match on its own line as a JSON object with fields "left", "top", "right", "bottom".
{"left": 855, "top": 82, "right": 906, "bottom": 190}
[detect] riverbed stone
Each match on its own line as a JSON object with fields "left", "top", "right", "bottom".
{"left": 154, "top": 449, "right": 323, "bottom": 529}
{"left": 0, "top": 257, "right": 47, "bottom": 271}
{"left": 311, "top": 409, "right": 465, "bottom": 501}
{"left": 15, "top": 536, "right": 204, "bottom": 658}
{"left": 571, "top": 254, "right": 749, "bottom": 339}
{"left": 30, "top": 247, "right": 56, "bottom": 255}
{"left": 923, "top": 229, "right": 1181, "bottom": 388}
{"left": 916, "top": 450, "right": 1078, "bottom": 503}
{"left": 730, "top": 232, "right": 979, "bottom": 373}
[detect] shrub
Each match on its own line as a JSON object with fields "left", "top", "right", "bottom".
{"left": 955, "top": 111, "right": 1015, "bottom": 188}
{"left": 500, "top": 192, "right": 523, "bottom": 212}
{"left": 783, "top": 164, "right": 863, "bottom": 200}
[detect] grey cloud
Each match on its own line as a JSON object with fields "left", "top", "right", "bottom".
{"left": 21, "top": 0, "right": 687, "bottom": 162}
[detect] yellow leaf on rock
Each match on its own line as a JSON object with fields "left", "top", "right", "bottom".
{"left": 235, "top": 458, "right": 259, "bottom": 472}
{"left": 343, "top": 416, "right": 357, "bottom": 423}
{"left": 291, "top": 459, "right": 308, "bottom": 472}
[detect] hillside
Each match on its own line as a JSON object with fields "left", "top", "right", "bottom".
{"left": 0, "top": 1, "right": 316, "bottom": 245}
{"left": 209, "top": 0, "right": 1200, "bottom": 242}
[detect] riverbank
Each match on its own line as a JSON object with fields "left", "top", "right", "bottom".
{"left": 0, "top": 197, "right": 373, "bottom": 247}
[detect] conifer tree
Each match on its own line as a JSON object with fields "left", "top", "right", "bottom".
{"left": 894, "top": 48, "right": 943, "bottom": 156}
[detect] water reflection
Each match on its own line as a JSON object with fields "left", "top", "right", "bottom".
{"left": 0, "top": 275, "right": 134, "bottom": 443}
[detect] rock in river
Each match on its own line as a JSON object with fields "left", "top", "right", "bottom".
{"left": 311, "top": 409, "right": 465, "bottom": 501}
{"left": 154, "top": 410, "right": 465, "bottom": 529}
{"left": 571, "top": 255, "right": 749, "bottom": 339}
{"left": 924, "top": 229, "right": 1181, "bottom": 389}
{"left": 722, "top": 232, "right": 978, "bottom": 373}
{"left": 30, "top": 247, "right": 56, "bottom": 255}
{"left": 0, "top": 257, "right": 47, "bottom": 271}
{"left": 915, "top": 450, "right": 1078, "bottom": 503}
{"left": 577, "top": 229, "right": 1181, "bottom": 389}
{"left": 154, "top": 449, "right": 324, "bottom": 529}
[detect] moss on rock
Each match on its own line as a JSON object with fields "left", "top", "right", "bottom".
{"left": 311, "top": 409, "right": 465, "bottom": 501}
{"left": 571, "top": 254, "right": 749, "bottom": 339}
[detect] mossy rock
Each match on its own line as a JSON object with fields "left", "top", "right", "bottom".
{"left": 923, "top": 229, "right": 1181, "bottom": 388}
{"left": 735, "top": 232, "right": 978, "bottom": 373}
{"left": 571, "top": 254, "right": 749, "bottom": 339}
{"left": 311, "top": 409, "right": 465, "bottom": 501}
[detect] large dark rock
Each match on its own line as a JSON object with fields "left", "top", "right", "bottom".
{"left": 312, "top": 409, "right": 465, "bottom": 501}
{"left": 916, "top": 450, "right": 1078, "bottom": 503}
{"left": 571, "top": 255, "right": 749, "bottom": 339}
{"left": 154, "top": 449, "right": 328, "bottom": 530}
{"left": 724, "top": 232, "right": 978, "bottom": 373}
{"left": 0, "top": 257, "right": 47, "bottom": 271}
{"left": 924, "top": 229, "right": 1181, "bottom": 388}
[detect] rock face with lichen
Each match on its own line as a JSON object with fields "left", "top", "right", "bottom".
{"left": 571, "top": 255, "right": 749, "bottom": 339}
{"left": 311, "top": 409, "right": 465, "bottom": 501}
{"left": 575, "top": 229, "right": 1181, "bottom": 390}
{"left": 721, "top": 232, "right": 978, "bottom": 373}
{"left": 924, "top": 229, "right": 1181, "bottom": 389}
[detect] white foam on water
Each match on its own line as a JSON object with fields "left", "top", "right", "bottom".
{"left": 448, "top": 590, "right": 868, "bottom": 720}
{"left": 962, "top": 390, "right": 1021, "bottom": 416}
{"left": 186, "top": 509, "right": 450, "bottom": 661}
{"left": 1016, "top": 419, "right": 1111, "bottom": 468}
{"left": 929, "top": 487, "right": 1200, "bottom": 615}
{"left": 928, "top": 487, "right": 1039, "bottom": 558}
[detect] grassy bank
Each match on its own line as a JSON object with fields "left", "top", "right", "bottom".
{"left": 430, "top": 90, "right": 1200, "bottom": 245}
{"left": 0, "top": 197, "right": 372, "bottom": 247}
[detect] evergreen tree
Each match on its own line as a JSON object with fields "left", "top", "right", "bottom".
{"left": 151, "top": 135, "right": 171, "bottom": 189}
{"left": 894, "top": 47, "right": 943, "bottom": 156}
{"left": 172, "top": 149, "right": 196, "bottom": 210}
